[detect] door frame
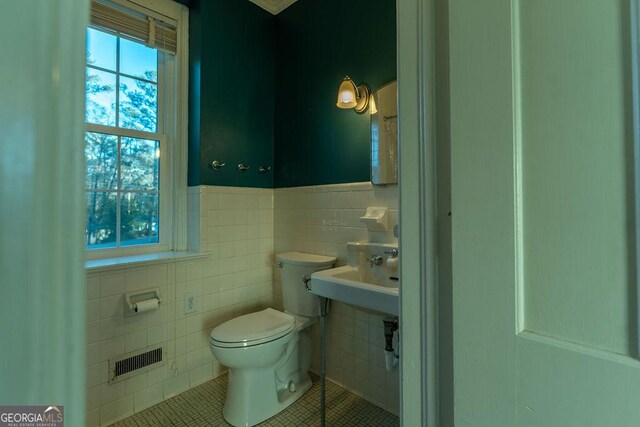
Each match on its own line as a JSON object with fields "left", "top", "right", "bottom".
{"left": 397, "top": 0, "right": 439, "bottom": 425}
{"left": 0, "top": 0, "right": 89, "bottom": 425}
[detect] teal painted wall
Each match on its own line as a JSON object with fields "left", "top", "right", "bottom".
{"left": 188, "top": 0, "right": 396, "bottom": 188}
{"left": 189, "top": 0, "right": 275, "bottom": 188}
{"left": 188, "top": 1, "right": 202, "bottom": 185}
{"left": 273, "top": 0, "right": 396, "bottom": 187}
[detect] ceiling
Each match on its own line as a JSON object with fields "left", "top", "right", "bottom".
{"left": 173, "top": 0, "right": 297, "bottom": 15}
{"left": 248, "top": 0, "right": 297, "bottom": 14}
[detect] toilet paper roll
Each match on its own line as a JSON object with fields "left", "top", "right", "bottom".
{"left": 134, "top": 298, "right": 159, "bottom": 313}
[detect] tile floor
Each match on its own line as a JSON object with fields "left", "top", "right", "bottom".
{"left": 108, "top": 372, "right": 399, "bottom": 426}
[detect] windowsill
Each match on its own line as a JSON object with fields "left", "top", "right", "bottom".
{"left": 85, "top": 251, "right": 209, "bottom": 272}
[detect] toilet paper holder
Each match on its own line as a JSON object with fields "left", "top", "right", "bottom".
{"left": 124, "top": 288, "right": 161, "bottom": 316}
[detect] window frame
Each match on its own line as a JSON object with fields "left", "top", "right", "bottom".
{"left": 84, "top": 0, "right": 188, "bottom": 261}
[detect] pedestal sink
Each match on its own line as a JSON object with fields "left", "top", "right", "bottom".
{"left": 310, "top": 242, "right": 399, "bottom": 316}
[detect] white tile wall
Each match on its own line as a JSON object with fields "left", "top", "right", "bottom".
{"left": 86, "top": 186, "right": 274, "bottom": 426}
{"left": 86, "top": 182, "right": 399, "bottom": 425}
{"left": 273, "top": 182, "right": 400, "bottom": 416}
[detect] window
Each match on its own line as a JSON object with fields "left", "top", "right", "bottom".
{"left": 85, "top": 0, "right": 188, "bottom": 259}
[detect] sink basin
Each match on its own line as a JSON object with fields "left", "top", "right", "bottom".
{"left": 310, "top": 242, "right": 399, "bottom": 316}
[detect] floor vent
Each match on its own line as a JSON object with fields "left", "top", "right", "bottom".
{"left": 108, "top": 345, "right": 166, "bottom": 383}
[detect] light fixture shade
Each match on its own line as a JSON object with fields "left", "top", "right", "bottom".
{"left": 369, "top": 94, "right": 378, "bottom": 115}
{"left": 336, "top": 76, "right": 358, "bottom": 109}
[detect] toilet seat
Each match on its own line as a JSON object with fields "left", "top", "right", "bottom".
{"left": 210, "top": 308, "right": 295, "bottom": 348}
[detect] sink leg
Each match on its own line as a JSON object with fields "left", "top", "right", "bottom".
{"left": 320, "top": 297, "right": 330, "bottom": 427}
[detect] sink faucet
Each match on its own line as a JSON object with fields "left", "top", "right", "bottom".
{"left": 369, "top": 254, "right": 384, "bottom": 267}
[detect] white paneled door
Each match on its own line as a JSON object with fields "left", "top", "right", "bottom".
{"left": 451, "top": 0, "right": 640, "bottom": 426}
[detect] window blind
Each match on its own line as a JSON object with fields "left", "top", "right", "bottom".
{"left": 90, "top": 0, "right": 177, "bottom": 55}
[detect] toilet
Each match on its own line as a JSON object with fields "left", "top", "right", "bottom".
{"left": 209, "top": 251, "right": 336, "bottom": 427}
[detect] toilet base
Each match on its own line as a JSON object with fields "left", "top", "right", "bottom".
{"left": 221, "top": 330, "right": 312, "bottom": 427}
{"left": 223, "top": 371, "right": 312, "bottom": 427}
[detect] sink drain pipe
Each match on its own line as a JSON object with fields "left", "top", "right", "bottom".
{"left": 383, "top": 317, "right": 399, "bottom": 372}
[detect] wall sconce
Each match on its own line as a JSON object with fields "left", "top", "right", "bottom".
{"left": 336, "top": 75, "right": 371, "bottom": 114}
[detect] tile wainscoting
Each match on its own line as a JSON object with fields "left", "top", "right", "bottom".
{"left": 274, "top": 182, "right": 400, "bottom": 415}
{"left": 86, "top": 182, "right": 399, "bottom": 426}
{"left": 86, "top": 186, "right": 274, "bottom": 426}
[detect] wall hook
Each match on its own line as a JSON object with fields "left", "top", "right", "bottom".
{"left": 237, "top": 163, "right": 250, "bottom": 172}
{"left": 258, "top": 166, "right": 271, "bottom": 174}
{"left": 211, "top": 160, "right": 226, "bottom": 171}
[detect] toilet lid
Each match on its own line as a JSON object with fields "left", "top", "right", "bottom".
{"left": 276, "top": 252, "right": 336, "bottom": 267}
{"left": 210, "top": 308, "right": 295, "bottom": 347}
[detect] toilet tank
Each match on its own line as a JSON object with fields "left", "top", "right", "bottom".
{"left": 276, "top": 252, "right": 336, "bottom": 317}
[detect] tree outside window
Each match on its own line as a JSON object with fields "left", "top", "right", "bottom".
{"left": 85, "top": 28, "right": 162, "bottom": 249}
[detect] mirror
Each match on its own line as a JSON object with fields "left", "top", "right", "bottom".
{"left": 370, "top": 80, "right": 398, "bottom": 185}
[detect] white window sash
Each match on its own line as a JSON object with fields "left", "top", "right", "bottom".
{"left": 86, "top": 123, "right": 163, "bottom": 141}
{"left": 84, "top": 130, "right": 168, "bottom": 261}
